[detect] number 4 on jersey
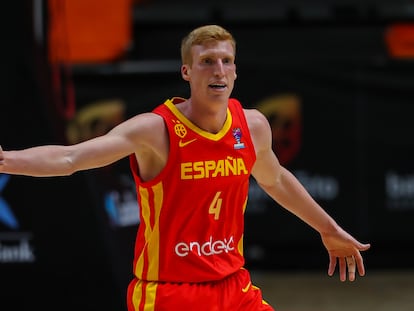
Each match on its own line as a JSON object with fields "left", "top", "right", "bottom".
{"left": 209, "top": 191, "right": 223, "bottom": 220}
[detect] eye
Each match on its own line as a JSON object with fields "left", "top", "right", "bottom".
{"left": 223, "top": 56, "right": 235, "bottom": 64}
{"left": 202, "top": 58, "right": 213, "bottom": 65}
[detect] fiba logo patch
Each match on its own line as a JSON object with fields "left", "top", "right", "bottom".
{"left": 232, "top": 128, "right": 245, "bottom": 149}
{"left": 0, "top": 174, "right": 19, "bottom": 230}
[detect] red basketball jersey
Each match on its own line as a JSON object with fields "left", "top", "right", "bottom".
{"left": 129, "top": 97, "right": 256, "bottom": 283}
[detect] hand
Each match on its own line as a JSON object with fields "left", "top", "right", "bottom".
{"left": 321, "top": 228, "right": 371, "bottom": 282}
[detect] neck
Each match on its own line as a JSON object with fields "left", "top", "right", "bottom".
{"left": 178, "top": 98, "right": 228, "bottom": 134}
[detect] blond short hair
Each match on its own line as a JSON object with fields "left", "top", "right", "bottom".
{"left": 181, "top": 25, "right": 236, "bottom": 66}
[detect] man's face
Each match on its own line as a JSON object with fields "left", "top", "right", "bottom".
{"left": 181, "top": 40, "right": 237, "bottom": 103}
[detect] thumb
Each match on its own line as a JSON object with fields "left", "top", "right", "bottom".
{"left": 356, "top": 242, "right": 371, "bottom": 251}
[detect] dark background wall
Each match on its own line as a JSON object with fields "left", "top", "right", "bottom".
{"left": 1, "top": 1, "right": 414, "bottom": 310}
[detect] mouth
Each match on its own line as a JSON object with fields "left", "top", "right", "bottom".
{"left": 209, "top": 83, "right": 227, "bottom": 89}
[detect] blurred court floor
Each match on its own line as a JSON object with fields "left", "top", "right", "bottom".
{"left": 251, "top": 269, "right": 414, "bottom": 311}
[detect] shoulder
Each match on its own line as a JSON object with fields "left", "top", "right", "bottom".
{"left": 120, "top": 112, "right": 165, "bottom": 134}
{"left": 243, "top": 108, "right": 271, "bottom": 133}
{"left": 109, "top": 112, "right": 167, "bottom": 147}
{"left": 228, "top": 98, "right": 268, "bottom": 130}
{"left": 243, "top": 108, "right": 272, "bottom": 152}
{"left": 229, "top": 98, "right": 269, "bottom": 130}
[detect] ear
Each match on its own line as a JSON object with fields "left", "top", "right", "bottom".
{"left": 181, "top": 64, "right": 190, "bottom": 81}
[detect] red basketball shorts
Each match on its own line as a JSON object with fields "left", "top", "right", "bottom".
{"left": 127, "top": 267, "right": 275, "bottom": 311}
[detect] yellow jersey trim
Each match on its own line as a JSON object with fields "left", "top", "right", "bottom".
{"left": 164, "top": 99, "right": 232, "bottom": 141}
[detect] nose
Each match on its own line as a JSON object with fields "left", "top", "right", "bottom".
{"left": 214, "top": 60, "right": 225, "bottom": 77}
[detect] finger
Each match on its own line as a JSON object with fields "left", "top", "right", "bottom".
{"left": 328, "top": 254, "right": 337, "bottom": 276}
{"left": 354, "top": 251, "right": 366, "bottom": 276}
{"left": 346, "top": 256, "right": 356, "bottom": 282}
{"left": 339, "top": 256, "right": 347, "bottom": 282}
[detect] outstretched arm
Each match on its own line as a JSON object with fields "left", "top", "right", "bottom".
{"left": 0, "top": 134, "right": 130, "bottom": 177}
{"left": 247, "top": 108, "right": 371, "bottom": 282}
{"left": 0, "top": 112, "right": 163, "bottom": 177}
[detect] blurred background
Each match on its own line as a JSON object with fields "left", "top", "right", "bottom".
{"left": 1, "top": 0, "right": 414, "bottom": 310}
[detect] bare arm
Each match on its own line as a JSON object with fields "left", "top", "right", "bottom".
{"left": 246, "top": 108, "right": 371, "bottom": 281}
{"left": 0, "top": 112, "right": 165, "bottom": 177}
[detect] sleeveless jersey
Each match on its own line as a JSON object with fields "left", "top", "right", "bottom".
{"left": 129, "top": 97, "right": 256, "bottom": 283}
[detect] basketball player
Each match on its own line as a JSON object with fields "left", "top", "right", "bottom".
{"left": 0, "top": 25, "right": 370, "bottom": 310}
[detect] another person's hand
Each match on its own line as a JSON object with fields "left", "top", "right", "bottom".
{"left": 321, "top": 228, "right": 371, "bottom": 282}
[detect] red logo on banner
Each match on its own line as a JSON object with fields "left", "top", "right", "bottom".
{"left": 255, "top": 94, "right": 302, "bottom": 165}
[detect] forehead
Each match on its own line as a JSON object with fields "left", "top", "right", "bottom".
{"left": 191, "top": 40, "right": 235, "bottom": 58}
